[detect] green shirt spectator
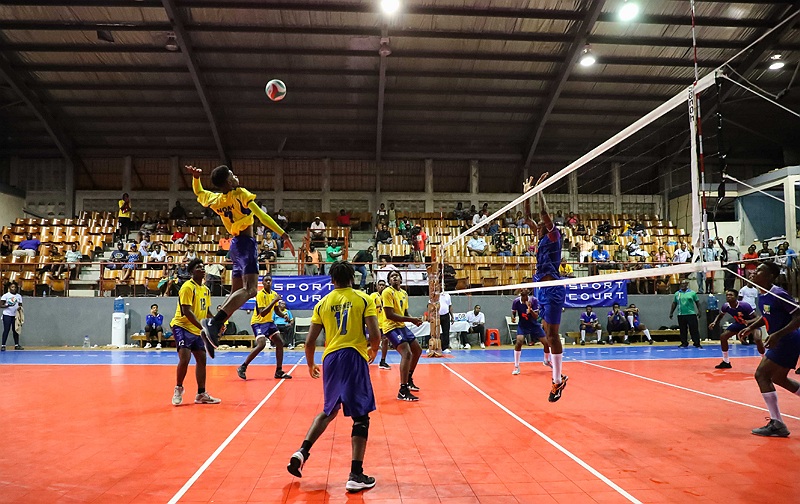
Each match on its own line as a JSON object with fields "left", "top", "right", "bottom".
{"left": 671, "top": 284, "right": 700, "bottom": 316}
{"left": 326, "top": 239, "right": 343, "bottom": 263}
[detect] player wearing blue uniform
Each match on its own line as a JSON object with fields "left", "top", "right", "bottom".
{"left": 739, "top": 263, "right": 800, "bottom": 437}
{"left": 287, "top": 262, "right": 381, "bottom": 491}
{"left": 510, "top": 289, "right": 550, "bottom": 375}
{"left": 708, "top": 289, "right": 762, "bottom": 369}
{"left": 624, "top": 304, "right": 653, "bottom": 345}
{"left": 606, "top": 303, "right": 628, "bottom": 344}
{"left": 523, "top": 173, "right": 567, "bottom": 402}
{"left": 579, "top": 306, "right": 602, "bottom": 345}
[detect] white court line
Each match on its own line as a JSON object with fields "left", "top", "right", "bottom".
{"left": 441, "top": 363, "right": 642, "bottom": 504}
{"left": 581, "top": 361, "right": 800, "bottom": 422}
{"left": 168, "top": 357, "right": 304, "bottom": 504}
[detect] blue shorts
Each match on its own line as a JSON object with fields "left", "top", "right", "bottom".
{"left": 765, "top": 330, "right": 800, "bottom": 370}
{"left": 517, "top": 324, "right": 545, "bottom": 339}
{"left": 537, "top": 286, "right": 566, "bottom": 325}
{"left": 385, "top": 327, "right": 417, "bottom": 348}
{"left": 172, "top": 326, "right": 204, "bottom": 352}
{"left": 230, "top": 235, "right": 259, "bottom": 279}
{"left": 252, "top": 322, "right": 279, "bottom": 338}
{"left": 323, "top": 348, "right": 376, "bottom": 417}
{"left": 723, "top": 323, "right": 746, "bottom": 335}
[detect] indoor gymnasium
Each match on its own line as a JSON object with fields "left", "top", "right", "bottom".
{"left": 2, "top": 1, "right": 800, "bottom": 503}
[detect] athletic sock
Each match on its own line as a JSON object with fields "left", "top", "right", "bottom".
{"left": 351, "top": 460, "right": 363, "bottom": 475}
{"left": 551, "top": 354, "right": 563, "bottom": 384}
{"left": 643, "top": 328, "right": 652, "bottom": 340}
{"left": 627, "top": 315, "right": 634, "bottom": 327}
{"left": 514, "top": 350, "right": 521, "bottom": 366}
{"left": 580, "top": 329, "right": 586, "bottom": 342}
{"left": 543, "top": 351, "right": 551, "bottom": 364}
{"left": 722, "top": 351, "right": 729, "bottom": 363}
{"left": 762, "top": 391, "right": 783, "bottom": 423}
{"left": 596, "top": 329, "right": 603, "bottom": 341}
{"left": 212, "top": 310, "right": 228, "bottom": 325}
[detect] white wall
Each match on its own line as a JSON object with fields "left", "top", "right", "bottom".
{"left": 0, "top": 192, "right": 25, "bottom": 229}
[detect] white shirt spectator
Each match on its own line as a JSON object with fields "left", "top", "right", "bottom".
{"left": 310, "top": 221, "right": 326, "bottom": 232}
{"left": 438, "top": 292, "right": 452, "bottom": 316}
{"left": 65, "top": 249, "right": 82, "bottom": 263}
{"left": 739, "top": 285, "right": 759, "bottom": 310}
{"left": 1, "top": 292, "right": 22, "bottom": 317}
{"left": 375, "top": 263, "right": 399, "bottom": 285}
{"left": 467, "top": 236, "right": 486, "bottom": 252}
{"left": 466, "top": 311, "right": 485, "bottom": 327}
{"left": 673, "top": 248, "right": 691, "bottom": 263}
{"left": 150, "top": 249, "right": 166, "bottom": 263}
{"left": 472, "top": 213, "right": 488, "bottom": 226}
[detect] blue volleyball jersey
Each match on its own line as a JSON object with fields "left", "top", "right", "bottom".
{"left": 758, "top": 286, "right": 799, "bottom": 334}
{"left": 512, "top": 297, "right": 541, "bottom": 331}
{"left": 580, "top": 312, "right": 597, "bottom": 324}
{"left": 534, "top": 227, "right": 561, "bottom": 282}
{"left": 720, "top": 301, "right": 755, "bottom": 325}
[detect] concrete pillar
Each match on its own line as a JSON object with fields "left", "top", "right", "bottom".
{"left": 784, "top": 176, "right": 798, "bottom": 250}
{"left": 568, "top": 171, "right": 579, "bottom": 213}
{"left": 122, "top": 155, "right": 132, "bottom": 194}
{"left": 469, "top": 159, "right": 479, "bottom": 207}
{"left": 321, "top": 158, "right": 331, "bottom": 212}
{"left": 424, "top": 158, "right": 434, "bottom": 212}
{"left": 611, "top": 162, "right": 622, "bottom": 214}
{"left": 65, "top": 159, "right": 75, "bottom": 217}
{"left": 169, "top": 156, "right": 180, "bottom": 209}
{"left": 273, "top": 159, "right": 284, "bottom": 211}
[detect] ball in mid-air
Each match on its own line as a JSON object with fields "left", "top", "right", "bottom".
{"left": 265, "top": 79, "right": 287, "bottom": 102}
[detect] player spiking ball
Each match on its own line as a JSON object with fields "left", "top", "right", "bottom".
{"left": 185, "top": 164, "right": 295, "bottom": 358}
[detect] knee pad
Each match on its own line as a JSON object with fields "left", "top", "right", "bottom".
{"left": 352, "top": 415, "right": 370, "bottom": 440}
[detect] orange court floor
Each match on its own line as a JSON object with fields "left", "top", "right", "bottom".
{"left": 0, "top": 348, "right": 799, "bottom": 504}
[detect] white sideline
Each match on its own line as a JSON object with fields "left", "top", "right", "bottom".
{"left": 167, "top": 358, "right": 304, "bottom": 504}
{"left": 581, "top": 360, "right": 800, "bottom": 421}
{"left": 441, "top": 363, "right": 642, "bottom": 504}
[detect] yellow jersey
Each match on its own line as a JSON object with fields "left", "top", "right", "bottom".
{"left": 118, "top": 200, "right": 130, "bottom": 218}
{"left": 170, "top": 279, "right": 211, "bottom": 335}
{"left": 311, "top": 288, "right": 376, "bottom": 362}
{"left": 370, "top": 291, "right": 386, "bottom": 328}
{"left": 194, "top": 183, "right": 259, "bottom": 235}
{"left": 251, "top": 289, "right": 279, "bottom": 325}
{"left": 381, "top": 286, "right": 408, "bottom": 333}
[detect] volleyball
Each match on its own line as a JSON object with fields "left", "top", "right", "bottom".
{"left": 265, "top": 79, "right": 287, "bottom": 101}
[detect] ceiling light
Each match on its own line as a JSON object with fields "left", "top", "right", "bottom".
{"left": 380, "top": 0, "right": 400, "bottom": 15}
{"left": 769, "top": 54, "right": 785, "bottom": 70}
{"left": 619, "top": 0, "right": 639, "bottom": 21}
{"left": 579, "top": 46, "right": 596, "bottom": 67}
{"left": 165, "top": 34, "right": 179, "bottom": 52}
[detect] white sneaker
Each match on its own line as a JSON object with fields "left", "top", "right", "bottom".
{"left": 155, "top": 343, "right": 162, "bottom": 349}
{"left": 172, "top": 385, "right": 184, "bottom": 406}
{"left": 464, "top": 343, "right": 471, "bottom": 349}
{"left": 512, "top": 366, "right": 520, "bottom": 375}
{"left": 144, "top": 342, "right": 152, "bottom": 349}
{"left": 480, "top": 343, "right": 485, "bottom": 349}
{"left": 442, "top": 348, "right": 451, "bottom": 354}
{"left": 195, "top": 392, "right": 221, "bottom": 404}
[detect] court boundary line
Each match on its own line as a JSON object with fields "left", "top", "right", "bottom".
{"left": 441, "top": 363, "right": 642, "bottom": 504}
{"left": 580, "top": 360, "right": 800, "bottom": 421}
{"left": 167, "top": 357, "right": 304, "bottom": 504}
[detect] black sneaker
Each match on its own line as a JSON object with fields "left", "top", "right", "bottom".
{"left": 237, "top": 364, "right": 247, "bottom": 380}
{"left": 622, "top": 339, "right": 631, "bottom": 345}
{"left": 275, "top": 370, "right": 293, "bottom": 379}
{"left": 597, "top": 340, "right": 605, "bottom": 345}
{"left": 607, "top": 339, "right": 614, "bottom": 345}
{"left": 378, "top": 361, "right": 391, "bottom": 370}
{"left": 287, "top": 450, "right": 306, "bottom": 477}
{"left": 752, "top": 418, "right": 790, "bottom": 438}
{"left": 345, "top": 472, "right": 376, "bottom": 493}
{"left": 200, "top": 318, "right": 222, "bottom": 359}
{"left": 407, "top": 378, "right": 420, "bottom": 392}
{"left": 397, "top": 387, "right": 419, "bottom": 402}
{"left": 678, "top": 343, "right": 689, "bottom": 348}
{"left": 0, "top": 345, "right": 5, "bottom": 352}
{"left": 14, "top": 344, "right": 23, "bottom": 350}
{"left": 548, "top": 375, "right": 568, "bottom": 403}
{"left": 648, "top": 339, "right": 654, "bottom": 345}
{"left": 580, "top": 340, "right": 585, "bottom": 346}
{"left": 715, "top": 361, "right": 732, "bottom": 369}
{"left": 694, "top": 343, "right": 703, "bottom": 349}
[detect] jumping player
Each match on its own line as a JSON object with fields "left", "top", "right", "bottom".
{"left": 287, "top": 262, "right": 381, "bottom": 492}
{"left": 170, "top": 259, "right": 220, "bottom": 406}
{"left": 369, "top": 279, "right": 391, "bottom": 370}
{"left": 625, "top": 304, "right": 654, "bottom": 345}
{"left": 708, "top": 289, "right": 762, "bottom": 369}
{"left": 579, "top": 306, "right": 602, "bottom": 345}
{"left": 523, "top": 173, "right": 568, "bottom": 402}
{"left": 237, "top": 274, "right": 293, "bottom": 380}
{"left": 739, "top": 262, "right": 800, "bottom": 437}
{"left": 185, "top": 164, "right": 295, "bottom": 358}
{"left": 510, "top": 289, "right": 550, "bottom": 375}
{"left": 381, "top": 270, "right": 424, "bottom": 401}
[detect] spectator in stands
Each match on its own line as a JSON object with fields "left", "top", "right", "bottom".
{"left": 107, "top": 241, "right": 127, "bottom": 270}
{"left": 275, "top": 209, "right": 289, "bottom": 232}
{"left": 739, "top": 271, "right": 759, "bottom": 309}
{"left": 453, "top": 202, "right": 465, "bottom": 220}
{"left": 776, "top": 243, "right": 790, "bottom": 280}
{"left": 591, "top": 244, "right": 610, "bottom": 275}
{"left": 217, "top": 233, "right": 231, "bottom": 256}
{"left": 326, "top": 238, "right": 343, "bottom": 265}
{"left": 263, "top": 234, "right": 279, "bottom": 260}
{"left": 673, "top": 242, "right": 691, "bottom": 264}
{"left": 204, "top": 261, "right": 224, "bottom": 296}
{"left": 462, "top": 304, "right": 486, "bottom": 349}
{"left": 375, "top": 255, "right": 398, "bottom": 285}
{"left": 472, "top": 209, "right": 489, "bottom": 228}
{"left": 388, "top": 202, "right": 397, "bottom": 228}
{"left": 352, "top": 246, "right": 374, "bottom": 290}
{"left": 12, "top": 233, "right": 40, "bottom": 258}
{"left": 65, "top": 243, "right": 82, "bottom": 279}
{"left": 147, "top": 243, "right": 165, "bottom": 270}
{"left": 632, "top": 221, "right": 647, "bottom": 236}
{"left": 336, "top": 209, "right": 351, "bottom": 237}
{"left": 310, "top": 216, "right": 326, "bottom": 243}
{"left": 515, "top": 211, "right": 528, "bottom": 229}
{"left": 758, "top": 241, "right": 774, "bottom": 261}
{"left": 496, "top": 234, "right": 513, "bottom": 257}
{"left": 467, "top": 232, "right": 488, "bottom": 257}
{"left": 170, "top": 201, "right": 188, "bottom": 222}
{"left": 140, "top": 217, "right": 156, "bottom": 232}
{"left": 118, "top": 242, "right": 141, "bottom": 283}
{"left": 632, "top": 256, "right": 654, "bottom": 294}
{"left": 398, "top": 217, "right": 413, "bottom": 241}
{"left": 175, "top": 261, "right": 192, "bottom": 289}
{"left": 575, "top": 222, "right": 587, "bottom": 235}
{"left": 304, "top": 244, "right": 322, "bottom": 276}
{"left": 697, "top": 240, "right": 718, "bottom": 294}
{"left": 722, "top": 236, "right": 741, "bottom": 290}
{"left": 117, "top": 193, "right": 131, "bottom": 241}
{"left": 670, "top": 279, "right": 702, "bottom": 348}
{"left": 487, "top": 220, "right": 500, "bottom": 236}
{"left": 577, "top": 236, "right": 593, "bottom": 263}
{"left": 553, "top": 210, "right": 565, "bottom": 227}
{"left": 376, "top": 203, "right": 388, "bottom": 223}
{"left": 503, "top": 210, "right": 515, "bottom": 228}
{"left": 412, "top": 226, "right": 427, "bottom": 262}
{"left": 606, "top": 303, "right": 628, "bottom": 345}
{"left": 567, "top": 212, "right": 579, "bottom": 229}
{"left": 274, "top": 300, "right": 295, "bottom": 348}
{"left": 171, "top": 226, "right": 188, "bottom": 246}
{"left": 156, "top": 219, "right": 169, "bottom": 233}
{"left": 144, "top": 303, "right": 164, "bottom": 349}
{"left": 467, "top": 204, "right": 477, "bottom": 221}
{"left": 138, "top": 232, "right": 151, "bottom": 257}
{"left": 39, "top": 244, "right": 66, "bottom": 281}
{"left": 0, "top": 235, "right": 11, "bottom": 256}
{"left": 781, "top": 241, "right": 796, "bottom": 267}
{"left": 597, "top": 220, "right": 612, "bottom": 236}
{"left": 182, "top": 244, "right": 197, "bottom": 263}
{"left": 559, "top": 257, "right": 574, "bottom": 278}
{"left": 653, "top": 246, "right": 669, "bottom": 266}
{"left": 742, "top": 244, "right": 759, "bottom": 276}
{"left": 614, "top": 244, "right": 629, "bottom": 269}
{"left": 258, "top": 243, "right": 275, "bottom": 273}
{"left": 375, "top": 223, "right": 392, "bottom": 246}
{"left": 600, "top": 234, "right": 618, "bottom": 246}
{"left": 523, "top": 236, "right": 537, "bottom": 257}
{"left": 441, "top": 261, "right": 457, "bottom": 291}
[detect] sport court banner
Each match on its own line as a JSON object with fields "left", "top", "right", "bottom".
{"left": 241, "top": 276, "right": 334, "bottom": 311}
{"left": 540, "top": 279, "right": 628, "bottom": 308}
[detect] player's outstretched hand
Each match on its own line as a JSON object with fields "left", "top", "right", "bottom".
{"left": 523, "top": 176, "right": 535, "bottom": 193}
{"left": 282, "top": 233, "right": 296, "bottom": 257}
{"left": 413, "top": 317, "right": 424, "bottom": 327}
{"left": 308, "top": 363, "right": 321, "bottom": 379}
{"left": 185, "top": 165, "right": 202, "bottom": 178}
{"left": 535, "top": 172, "right": 549, "bottom": 186}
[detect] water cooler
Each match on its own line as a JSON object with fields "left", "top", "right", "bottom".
{"left": 111, "top": 297, "right": 128, "bottom": 347}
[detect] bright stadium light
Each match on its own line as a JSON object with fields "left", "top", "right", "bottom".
{"left": 579, "top": 45, "right": 596, "bottom": 67}
{"left": 770, "top": 54, "right": 785, "bottom": 70}
{"left": 619, "top": 0, "right": 640, "bottom": 21}
{"left": 381, "top": 0, "right": 400, "bottom": 15}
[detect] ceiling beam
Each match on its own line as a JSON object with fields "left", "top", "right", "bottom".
{"left": 160, "top": 0, "right": 228, "bottom": 165}
{"left": 376, "top": 25, "right": 389, "bottom": 162}
{"left": 523, "top": 0, "right": 606, "bottom": 168}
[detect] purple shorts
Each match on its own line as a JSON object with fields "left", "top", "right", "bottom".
{"left": 537, "top": 286, "right": 566, "bottom": 325}
{"left": 517, "top": 323, "right": 545, "bottom": 339}
{"left": 230, "top": 235, "right": 259, "bottom": 279}
{"left": 252, "top": 322, "right": 279, "bottom": 338}
{"left": 323, "top": 348, "right": 376, "bottom": 417}
{"left": 723, "top": 323, "right": 746, "bottom": 335}
{"left": 385, "top": 327, "right": 417, "bottom": 348}
{"left": 766, "top": 330, "right": 800, "bottom": 370}
{"left": 172, "top": 326, "right": 204, "bottom": 352}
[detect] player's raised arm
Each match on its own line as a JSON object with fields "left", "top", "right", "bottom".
{"left": 185, "top": 165, "right": 216, "bottom": 206}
